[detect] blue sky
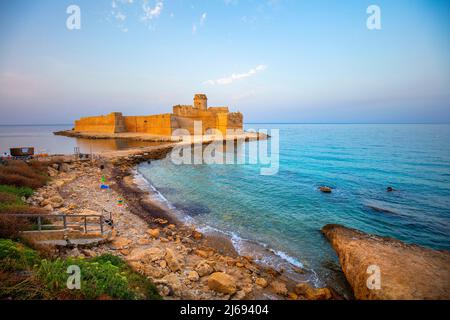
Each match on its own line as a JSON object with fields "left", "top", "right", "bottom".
{"left": 0, "top": 0, "right": 449, "bottom": 124}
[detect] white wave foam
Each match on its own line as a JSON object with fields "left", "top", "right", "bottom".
{"left": 267, "top": 248, "right": 304, "bottom": 268}
{"left": 133, "top": 166, "right": 321, "bottom": 285}
{"left": 134, "top": 168, "right": 175, "bottom": 209}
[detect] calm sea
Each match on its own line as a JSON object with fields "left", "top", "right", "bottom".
{"left": 0, "top": 125, "right": 163, "bottom": 154}
{"left": 2, "top": 124, "right": 449, "bottom": 294}
{"left": 137, "top": 124, "right": 450, "bottom": 292}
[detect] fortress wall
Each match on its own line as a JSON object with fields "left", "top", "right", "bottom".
{"left": 173, "top": 105, "right": 199, "bottom": 117}
{"left": 208, "top": 107, "right": 229, "bottom": 113}
{"left": 171, "top": 113, "right": 217, "bottom": 135}
{"left": 124, "top": 114, "right": 173, "bottom": 136}
{"left": 216, "top": 113, "right": 229, "bottom": 136}
{"left": 227, "top": 112, "right": 244, "bottom": 130}
{"left": 73, "top": 95, "right": 243, "bottom": 136}
{"left": 74, "top": 113, "right": 123, "bottom": 133}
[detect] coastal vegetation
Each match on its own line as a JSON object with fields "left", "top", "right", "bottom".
{"left": 0, "top": 160, "right": 52, "bottom": 239}
{"left": 0, "top": 159, "right": 161, "bottom": 300}
{"left": 0, "top": 159, "right": 50, "bottom": 189}
{"left": 0, "top": 239, "right": 161, "bottom": 299}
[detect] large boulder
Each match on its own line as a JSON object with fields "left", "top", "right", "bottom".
{"left": 111, "top": 237, "right": 132, "bottom": 250}
{"left": 322, "top": 224, "right": 450, "bottom": 300}
{"left": 255, "top": 277, "right": 268, "bottom": 288}
{"left": 208, "top": 272, "right": 237, "bottom": 294}
{"left": 126, "top": 247, "right": 165, "bottom": 263}
{"left": 147, "top": 228, "right": 160, "bottom": 239}
{"left": 195, "top": 261, "right": 214, "bottom": 277}
{"left": 165, "top": 248, "right": 182, "bottom": 272}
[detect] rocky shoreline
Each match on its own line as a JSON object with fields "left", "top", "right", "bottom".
{"left": 26, "top": 142, "right": 335, "bottom": 300}
{"left": 322, "top": 224, "right": 450, "bottom": 300}
{"left": 25, "top": 137, "right": 450, "bottom": 300}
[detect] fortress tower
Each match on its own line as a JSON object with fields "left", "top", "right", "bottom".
{"left": 194, "top": 94, "right": 207, "bottom": 111}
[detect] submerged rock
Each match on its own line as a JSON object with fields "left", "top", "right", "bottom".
{"left": 322, "top": 224, "right": 450, "bottom": 300}
{"left": 294, "top": 283, "right": 332, "bottom": 300}
{"left": 192, "top": 230, "right": 203, "bottom": 240}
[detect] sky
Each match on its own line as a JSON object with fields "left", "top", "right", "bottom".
{"left": 0, "top": 0, "right": 449, "bottom": 124}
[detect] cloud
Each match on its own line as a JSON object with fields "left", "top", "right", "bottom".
{"left": 192, "top": 12, "right": 207, "bottom": 35}
{"left": 110, "top": 0, "right": 135, "bottom": 32}
{"left": 204, "top": 65, "right": 267, "bottom": 85}
{"left": 142, "top": 0, "right": 163, "bottom": 21}
{"left": 224, "top": 0, "right": 238, "bottom": 5}
{"left": 115, "top": 11, "right": 126, "bottom": 21}
{"left": 200, "top": 12, "right": 207, "bottom": 26}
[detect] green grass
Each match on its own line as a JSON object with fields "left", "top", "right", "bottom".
{"left": 0, "top": 185, "right": 33, "bottom": 212}
{"left": 0, "top": 185, "right": 34, "bottom": 198}
{"left": 0, "top": 239, "right": 161, "bottom": 300}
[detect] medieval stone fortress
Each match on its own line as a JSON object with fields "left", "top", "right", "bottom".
{"left": 74, "top": 94, "right": 243, "bottom": 136}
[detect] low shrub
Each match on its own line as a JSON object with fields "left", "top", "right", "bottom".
{"left": 0, "top": 192, "right": 21, "bottom": 205}
{"left": 0, "top": 205, "right": 47, "bottom": 215}
{"left": 37, "top": 256, "right": 160, "bottom": 300}
{"left": 0, "top": 239, "right": 40, "bottom": 271}
{"left": 90, "top": 253, "right": 126, "bottom": 268}
{"left": 0, "top": 240, "right": 161, "bottom": 300}
{"left": 0, "top": 202, "right": 47, "bottom": 239}
{"left": 0, "top": 173, "right": 45, "bottom": 189}
{"left": 0, "top": 270, "right": 48, "bottom": 300}
{"left": 0, "top": 160, "right": 48, "bottom": 189}
{"left": 0, "top": 216, "right": 32, "bottom": 239}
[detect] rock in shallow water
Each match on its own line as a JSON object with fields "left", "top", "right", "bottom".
{"left": 322, "top": 224, "right": 450, "bottom": 300}
{"left": 294, "top": 283, "right": 332, "bottom": 300}
{"left": 319, "top": 186, "right": 332, "bottom": 193}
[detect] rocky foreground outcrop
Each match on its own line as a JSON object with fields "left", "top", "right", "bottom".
{"left": 322, "top": 224, "right": 450, "bottom": 300}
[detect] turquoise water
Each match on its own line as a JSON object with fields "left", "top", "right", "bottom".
{"left": 138, "top": 124, "right": 450, "bottom": 290}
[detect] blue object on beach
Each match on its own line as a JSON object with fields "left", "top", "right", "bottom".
{"left": 100, "top": 184, "right": 109, "bottom": 189}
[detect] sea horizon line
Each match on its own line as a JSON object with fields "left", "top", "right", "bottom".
{"left": 1, "top": 122, "right": 450, "bottom": 126}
